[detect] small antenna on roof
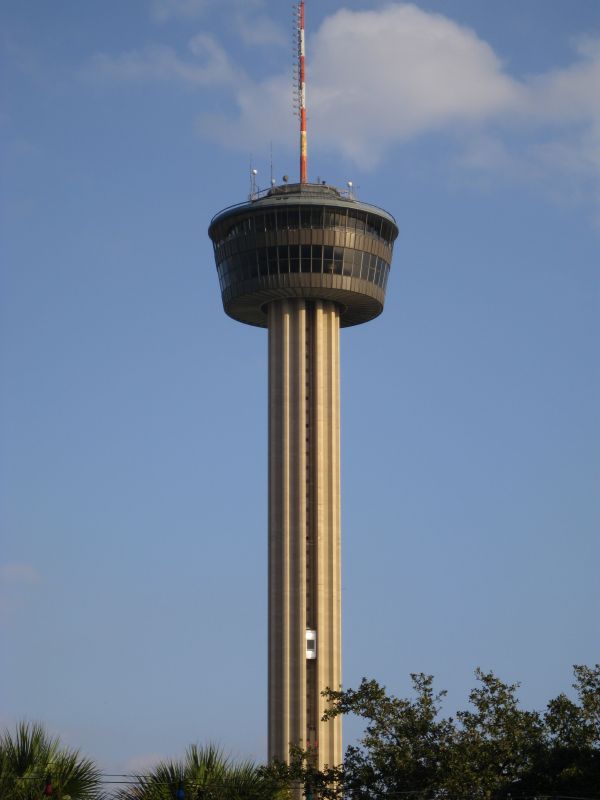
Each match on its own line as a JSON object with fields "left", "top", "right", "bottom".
{"left": 249, "top": 161, "right": 258, "bottom": 199}
{"left": 270, "top": 142, "right": 274, "bottom": 187}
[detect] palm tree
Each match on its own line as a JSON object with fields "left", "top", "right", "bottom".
{"left": 0, "top": 721, "right": 102, "bottom": 800}
{"left": 114, "top": 744, "right": 288, "bottom": 800}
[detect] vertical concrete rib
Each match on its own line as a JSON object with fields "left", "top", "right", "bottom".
{"left": 268, "top": 299, "right": 341, "bottom": 771}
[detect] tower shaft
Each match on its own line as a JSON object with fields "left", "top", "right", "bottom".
{"left": 268, "top": 299, "right": 342, "bottom": 769}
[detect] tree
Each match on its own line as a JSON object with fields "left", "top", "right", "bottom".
{"left": 115, "top": 744, "right": 289, "bottom": 800}
{"left": 0, "top": 721, "right": 102, "bottom": 800}
{"left": 447, "top": 670, "right": 544, "bottom": 798}
{"left": 529, "top": 663, "right": 600, "bottom": 797}
{"left": 309, "top": 665, "right": 600, "bottom": 800}
{"left": 323, "top": 674, "right": 453, "bottom": 799}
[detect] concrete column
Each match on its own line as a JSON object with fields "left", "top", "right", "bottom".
{"left": 268, "top": 299, "right": 342, "bottom": 771}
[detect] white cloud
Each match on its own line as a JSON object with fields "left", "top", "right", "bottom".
{"left": 308, "top": 5, "right": 521, "bottom": 163}
{"left": 88, "top": 3, "right": 600, "bottom": 213}
{"left": 150, "top": 0, "right": 265, "bottom": 24}
{"left": 192, "top": 3, "right": 525, "bottom": 165}
{"left": 234, "top": 14, "right": 286, "bottom": 47}
{"left": 205, "top": 3, "right": 600, "bottom": 211}
{"left": 150, "top": 0, "right": 210, "bottom": 23}
{"left": 0, "top": 562, "right": 40, "bottom": 585}
{"left": 87, "top": 34, "right": 239, "bottom": 88}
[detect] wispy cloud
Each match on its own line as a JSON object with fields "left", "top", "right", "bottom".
{"left": 150, "top": 0, "right": 265, "bottom": 24}
{"left": 0, "top": 562, "right": 40, "bottom": 585}
{"left": 233, "top": 14, "right": 286, "bottom": 47}
{"left": 87, "top": 34, "right": 239, "bottom": 88}
{"left": 150, "top": 0, "right": 211, "bottom": 23}
{"left": 86, "top": 3, "right": 600, "bottom": 215}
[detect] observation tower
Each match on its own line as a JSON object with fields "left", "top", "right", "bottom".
{"left": 208, "top": 1, "right": 398, "bottom": 770}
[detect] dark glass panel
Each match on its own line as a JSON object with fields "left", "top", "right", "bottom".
{"left": 333, "top": 247, "right": 343, "bottom": 269}
{"left": 241, "top": 256, "right": 253, "bottom": 281}
{"left": 323, "top": 244, "right": 334, "bottom": 274}
{"left": 300, "top": 208, "right": 312, "bottom": 228}
{"left": 335, "top": 210, "right": 347, "bottom": 229}
{"left": 267, "top": 246, "right": 278, "bottom": 275}
{"left": 289, "top": 243, "right": 300, "bottom": 273}
{"left": 278, "top": 245, "right": 288, "bottom": 266}
{"left": 311, "top": 244, "right": 323, "bottom": 273}
{"left": 287, "top": 207, "right": 300, "bottom": 230}
{"left": 254, "top": 214, "right": 265, "bottom": 232}
{"left": 342, "top": 248, "right": 353, "bottom": 276}
{"left": 311, "top": 207, "right": 324, "bottom": 229}
{"left": 276, "top": 210, "right": 287, "bottom": 230}
{"left": 301, "top": 245, "right": 311, "bottom": 273}
{"left": 323, "top": 208, "right": 336, "bottom": 228}
{"left": 265, "top": 213, "right": 276, "bottom": 231}
{"left": 278, "top": 245, "right": 290, "bottom": 273}
{"left": 368, "top": 215, "right": 383, "bottom": 238}
{"left": 368, "top": 253, "right": 377, "bottom": 281}
{"left": 373, "top": 260, "right": 381, "bottom": 287}
{"left": 355, "top": 211, "right": 366, "bottom": 234}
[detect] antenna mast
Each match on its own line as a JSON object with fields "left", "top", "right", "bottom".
{"left": 296, "top": 0, "right": 307, "bottom": 183}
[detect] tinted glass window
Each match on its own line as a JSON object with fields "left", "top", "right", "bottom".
{"left": 323, "top": 209, "right": 336, "bottom": 228}
{"left": 289, "top": 244, "right": 299, "bottom": 273}
{"left": 268, "top": 246, "right": 278, "bottom": 272}
{"left": 354, "top": 211, "right": 366, "bottom": 234}
{"left": 323, "top": 245, "right": 334, "bottom": 273}
{"left": 312, "top": 244, "right": 323, "bottom": 272}
{"left": 300, "top": 208, "right": 311, "bottom": 228}
{"left": 301, "top": 245, "right": 311, "bottom": 272}
{"left": 342, "top": 249, "right": 353, "bottom": 275}
{"left": 288, "top": 207, "right": 300, "bottom": 229}
{"left": 333, "top": 248, "right": 343, "bottom": 271}
{"left": 311, "top": 207, "right": 324, "bottom": 229}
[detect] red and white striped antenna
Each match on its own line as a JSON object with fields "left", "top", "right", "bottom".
{"left": 294, "top": 0, "right": 308, "bottom": 184}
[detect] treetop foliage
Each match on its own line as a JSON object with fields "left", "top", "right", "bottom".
{"left": 286, "top": 664, "right": 600, "bottom": 800}
{"left": 2, "top": 666, "right": 598, "bottom": 799}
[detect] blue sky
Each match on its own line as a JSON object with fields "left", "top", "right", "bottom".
{"left": 1, "top": 0, "right": 599, "bottom": 778}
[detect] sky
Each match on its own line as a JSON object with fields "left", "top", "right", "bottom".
{"left": 1, "top": 0, "right": 599, "bottom": 781}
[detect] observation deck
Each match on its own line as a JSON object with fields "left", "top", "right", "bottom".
{"left": 208, "top": 182, "right": 399, "bottom": 328}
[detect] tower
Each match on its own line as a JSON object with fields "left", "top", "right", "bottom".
{"left": 208, "top": 2, "right": 398, "bottom": 770}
